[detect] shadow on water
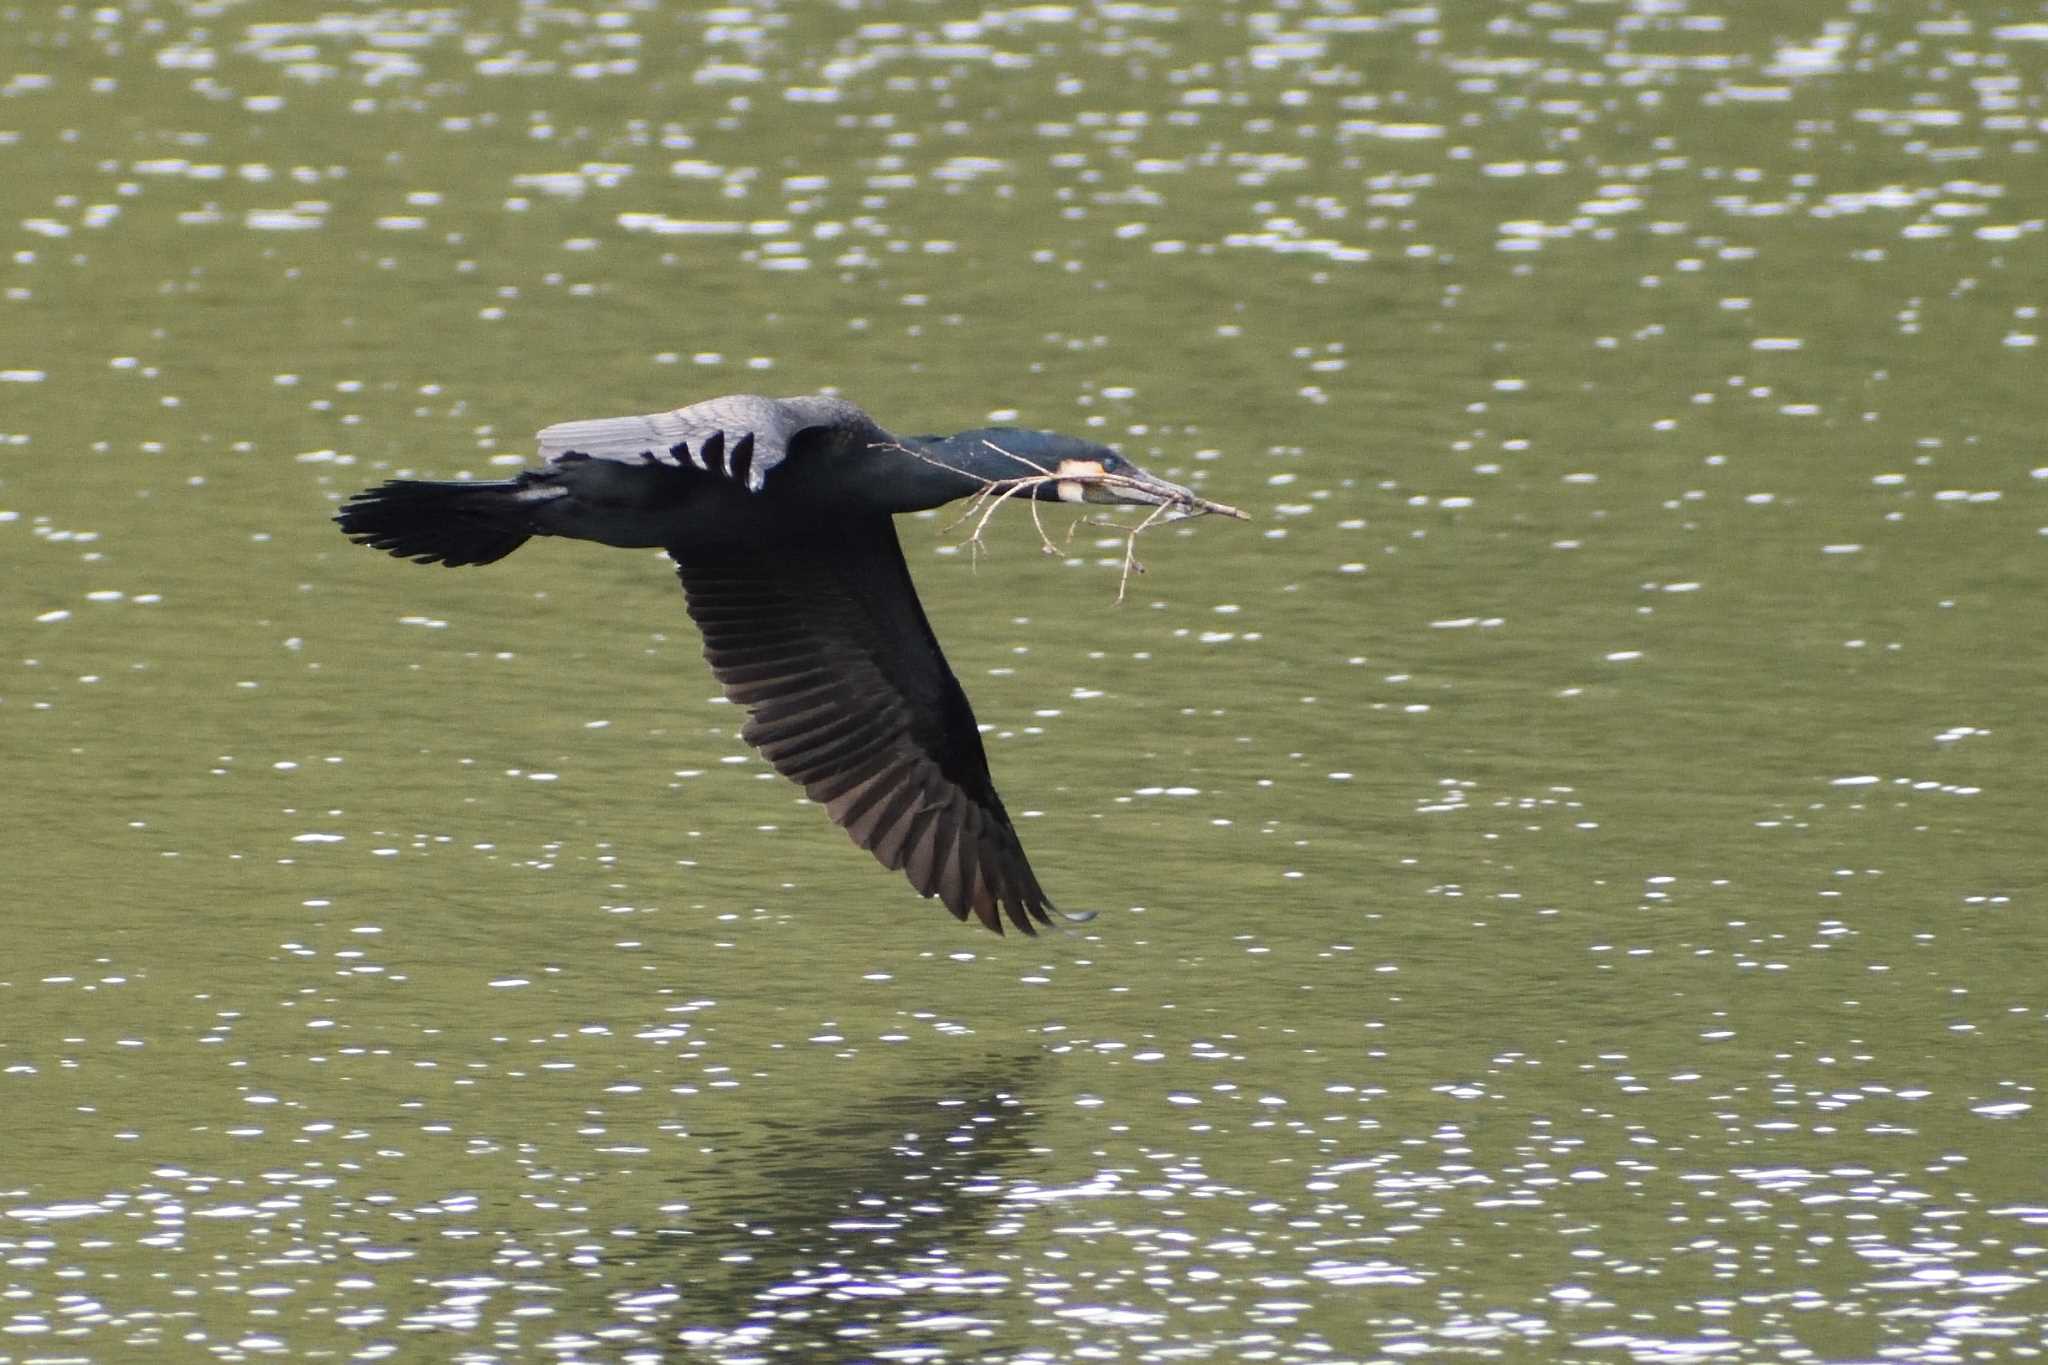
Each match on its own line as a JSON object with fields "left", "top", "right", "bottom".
{"left": 608, "top": 1052, "right": 1052, "bottom": 1356}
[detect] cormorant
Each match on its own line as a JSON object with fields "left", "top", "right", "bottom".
{"left": 334, "top": 393, "right": 1243, "bottom": 935}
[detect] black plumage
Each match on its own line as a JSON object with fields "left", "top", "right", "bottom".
{"left": 334, "top": 392, "right": 1238, "bottom": 934}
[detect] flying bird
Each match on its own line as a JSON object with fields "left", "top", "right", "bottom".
{"left": 335, "top": 393, "right": 1243, "bottom": 934}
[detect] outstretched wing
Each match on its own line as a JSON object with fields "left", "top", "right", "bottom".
{"left": 537, "top": 393, "right": 881, "bottom": 494}
{"left": 673, "top": 517, "right": 1068, "bottom": 934}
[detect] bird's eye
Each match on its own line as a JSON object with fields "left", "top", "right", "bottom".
{"left": 1101, "top": 454, "right": 1123, "bottom": 471}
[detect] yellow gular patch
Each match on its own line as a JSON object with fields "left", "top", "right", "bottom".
{"left": 1055, "top": 458, "right": 1104, "bottom": 504}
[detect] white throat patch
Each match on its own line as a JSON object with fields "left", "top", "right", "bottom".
{"left": 1054, "top": 458, "right": 1105, "bottom": 504}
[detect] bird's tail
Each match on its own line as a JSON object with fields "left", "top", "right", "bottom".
{"left": 335, "top": 478, "right": 537, "bottom": 567}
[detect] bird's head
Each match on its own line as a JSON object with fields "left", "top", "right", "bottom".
{"left": 941, "top": 428, "right": 1221, "bottom": 514}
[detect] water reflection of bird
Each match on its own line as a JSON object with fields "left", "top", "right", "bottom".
{"left": 335, "top": 393, "right": 1243, "bottom": 935}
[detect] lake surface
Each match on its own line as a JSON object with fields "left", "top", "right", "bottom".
{"left": 5, "top": 3, "right": 2046, "bottom": 1360}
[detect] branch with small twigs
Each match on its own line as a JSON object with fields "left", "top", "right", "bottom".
{"left": 1083, "top": 496, "right": 1183, "bottom": 604}
{"left": 878, "top": 438, "right": 1247, "bottom": 602}
{"left": 943, "top": 467, "right": 1061, "bottom": 565}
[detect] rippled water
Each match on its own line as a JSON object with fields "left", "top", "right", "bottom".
{"left": 5, "top": 2, "right": 2047, "bottom": 1361}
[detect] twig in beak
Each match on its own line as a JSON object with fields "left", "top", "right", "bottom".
{"left": 879, "top": 439, "right": 1244, "bottom": 597}
{"left": 1085, "top": 498, "right": 1179, "bottom": 604}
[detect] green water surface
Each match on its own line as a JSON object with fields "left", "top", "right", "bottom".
{"left": 4, "top": 3, "right": 2046, "bottom": 1361}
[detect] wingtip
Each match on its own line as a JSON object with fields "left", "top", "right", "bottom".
{"left": 1001, "top": 902, "right": 1096, "bottom": 937}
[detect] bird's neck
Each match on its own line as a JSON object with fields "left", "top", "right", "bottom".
{"left": 881, "top": 430, "right": 1035, "bottom": 512}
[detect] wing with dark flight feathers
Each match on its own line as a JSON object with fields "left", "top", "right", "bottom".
{"left": 673, "top": 516, "right": 1067, "bottom": 934}
{"left": 536, "top": 393, "right": 880, "bottom": 494}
